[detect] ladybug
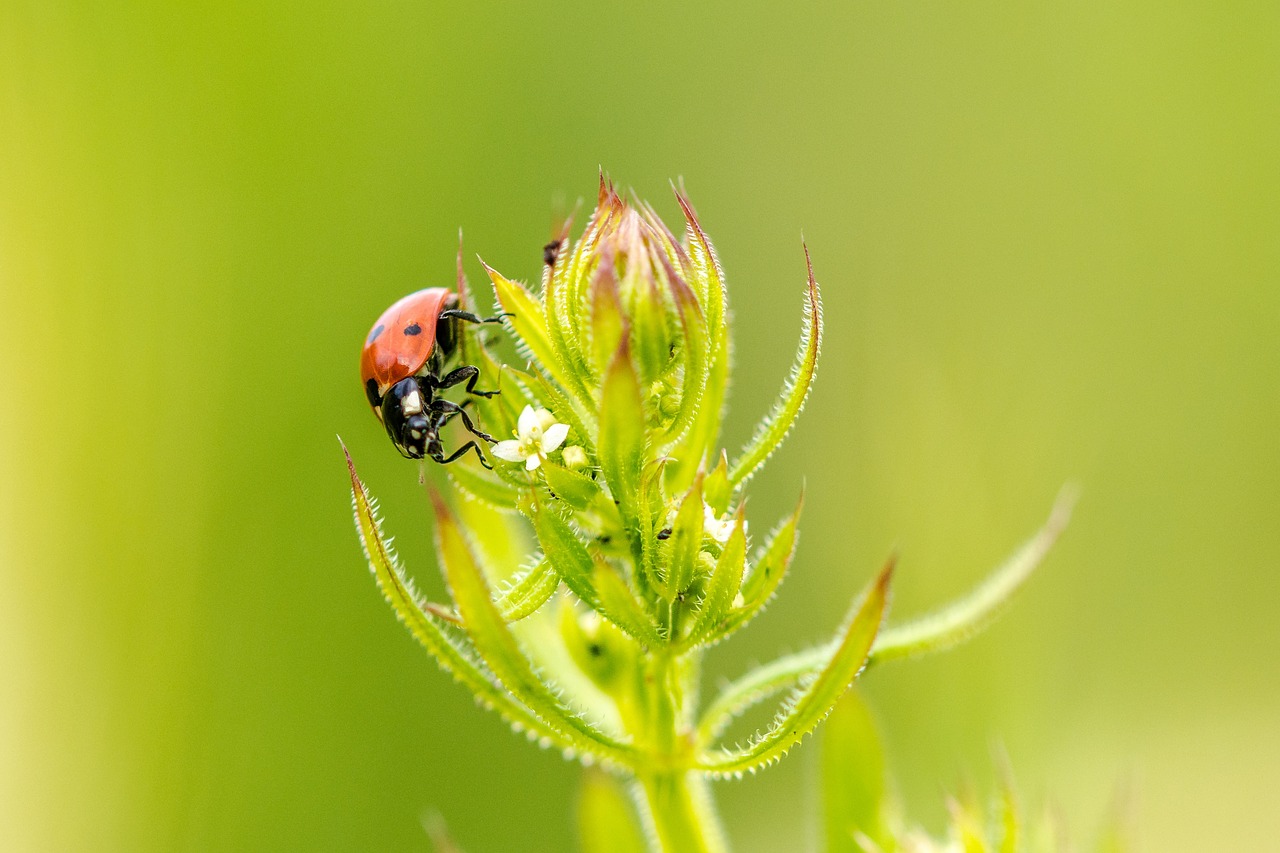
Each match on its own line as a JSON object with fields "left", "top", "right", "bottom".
{"left": 360, "top": 287, "right": 507, "bottom": 465}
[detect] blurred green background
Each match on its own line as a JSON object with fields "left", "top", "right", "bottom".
{"left": 2, "top": 1, "right": 1276, "bottom": 850}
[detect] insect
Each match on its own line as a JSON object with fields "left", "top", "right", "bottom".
{"left": 360, "top": 287, "right": 507, "bottom": 465}
{"left": 543, "top": 239, "right": 562, "bottom": 267}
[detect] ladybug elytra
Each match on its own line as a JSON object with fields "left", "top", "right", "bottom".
{"left": 360, "top": 287, "right": 507, "bottom": 465}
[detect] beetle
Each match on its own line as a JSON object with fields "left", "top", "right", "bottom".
{"left": 360, "top": 287, "right": 508, "bottom": 465}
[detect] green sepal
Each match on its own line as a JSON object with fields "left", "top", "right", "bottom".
{"left": 669, "top": 189, "right": 729, "bottom": 491}
{"left": 702, "top": 450, "right": 732, "bottom": 517}
{"left": 629, "top": 248, "right": 673, "bottom": 389}
{"left": 578, "top": 770, "right": 648, "bottom": 853}
{"left": 821, "top": 692, "right": 894, "bottom": 853}
{"left": 589, "top": 259, "right": 627, "bottom": 380}
{"left": 541, "top": 231, "right": 592, "bottom": 391}
{"left": 727, "top": 246, "right": 822, "bottom": 488}
{"left": 343, "top": 445, "right": 566, "bottom": 747}
{"left": 695, "top": 558, "right": 893, "bottom": 775}
{"left": 679, "top": 508, "right": 747, "bottom": 650}
{"left": 542, "top": 460, "right": 603, "bottom": 511}
{"left": 430, "top": 489, "right": 635, "bottom": 766}
{"left": 636, "top": 457, "right": 669, "bottom": 600}
{"left": 598, "top": 337, "right": 647, "bottom": 543}
{"left": 484, "top": 260, "right": 590, "bottom": 405}
{"left": 657, "top": 254, "right": 710, "bottom": 450}
{"left": 662, "top": 472, "right": 706, "bottom": 601}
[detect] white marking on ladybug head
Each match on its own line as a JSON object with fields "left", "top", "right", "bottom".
{"left": 402, "top": 389, "right": 424, "bottom": 414}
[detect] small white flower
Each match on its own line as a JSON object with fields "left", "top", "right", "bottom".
{"left": 703, "top": 504, "right": 740, "bottom": 543}
{"left": 492, "top": 406, "right": 570, "bottom": 471}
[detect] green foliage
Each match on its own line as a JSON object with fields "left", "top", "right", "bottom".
{"left": 345, "top": 179, "right": 1072, "bottom": 851}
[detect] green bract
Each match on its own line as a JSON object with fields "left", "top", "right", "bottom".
{"left": 345, "top": 179, "right": 1074, "bottom": 852}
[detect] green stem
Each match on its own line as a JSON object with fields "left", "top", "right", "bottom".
{"left": 638, "top": 771, "right": 726, "bottom": 853}
{"left": 632, "top": 652, "right": 726, "bottom": 852}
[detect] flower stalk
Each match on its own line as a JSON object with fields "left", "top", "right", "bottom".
{"left": 344, "top": 178, "right": 1072, "bottom": 851}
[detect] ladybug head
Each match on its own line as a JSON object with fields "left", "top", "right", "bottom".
{"left": 381, "top": 377, "right": 438, "bottom": 459}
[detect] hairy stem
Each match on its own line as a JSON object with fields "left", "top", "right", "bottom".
{"left": 637, "top": 771, "right": 726, "bottom": 853}
{"left": 632, "top": 652, "right": 726, "bottom": 852}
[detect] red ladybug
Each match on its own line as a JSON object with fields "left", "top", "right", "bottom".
{"left": 360, "top": 287, "right": 506, "bottom": 464}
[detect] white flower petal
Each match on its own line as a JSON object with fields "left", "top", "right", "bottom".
{"left": 492, "top": 441, "right": 526, "bottom": 462}
{"left": 534, "top": 408, "right": 558, "bottom": 431}
{"left": 525, "top": 454, "right": 543, "bottom": 470}
{"left": 517, "top": 405, "right": 539, "bottom": 436}
{"left": 541, "top": 423, "right": 570, "bottom": 453}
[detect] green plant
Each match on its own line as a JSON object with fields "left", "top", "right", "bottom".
{"left": 344, "top": 179, "right": 1074, "bottom": 851}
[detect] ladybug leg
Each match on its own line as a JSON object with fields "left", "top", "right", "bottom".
{"left": 438, "top": 309, "right": 513, "bottom": 326}
{"left": 431, "top": 364, "right": 499, "bottom": 399}
{"left": 428, "top": 439, "right": 493, "bottom": 469}
{"left": 430, "top": 398, "right": 496, "bottom": 443}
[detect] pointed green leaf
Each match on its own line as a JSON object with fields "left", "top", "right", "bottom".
{"left": 662, "top": 473, "right": 706, "bottom": 601}
{"left": 702, "top": 450, "right": 732, "bottom": 517}
{"left": 669, "top": 189, "right": 729, "bottom": 491}
{"left": 496, "top": 559, "right": 559, "bottom": 623}
{"left": 541, "top": 233, "right": 592, "bottom": 390}
{"left": 629, "top": 250, "right": 673, "bottom": 388}
{"left": 541, "top": 460, "right": 603, "bottom": 511}
{"left": 578, "top": 770, "right": 647, "bottom": 853}
{"left": 658, "top": 250, "right": 710, "bottom": 450}
{"left": 696, "top": 558, "right": 893, "bottom": 775}
{"left": 593, "top": 560, "right": 664, "bottom": 646}
{"left": 431, "top": 490, "right": 635, "bottom": 766}
{"left": 444, "top": 461, "right": 522, "bottom": 510}
{"left": 680, "top": 509, "right": 747, "bottom": 650}
{"left": 869, "top": 487, "right": 1076, "bottom": 666}
{"left": 484, "top": 261, "right": 589, "bottom": 404}
{"left": 728, "top": 246, "right": 823, "bottom": 488}
{"left": 344, "top": 445, "right": 566, "bottom": 747}
{"left": 722, "top": 490, "right": 804, "bottom": 637}
{"left": 598, "top": 337, "right": 647, "bottom": 539}
{"left": 697, "top": 491, "right": 1073, "bottom": 740}
{"left": 530, "top": 503, "right": 601, "bottom": 609}
{"left": 695, "top": 645, "right": 828, "bottom": 745}
{"left": 822, "top": 692, "right": 893, "bottom": 853}
{"left": 589, "top": 260, "right": 627, "bottom": 379}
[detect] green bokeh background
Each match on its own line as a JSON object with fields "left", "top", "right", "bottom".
{"left": 2, "top": 2, "right": 1276, "bottom": 850}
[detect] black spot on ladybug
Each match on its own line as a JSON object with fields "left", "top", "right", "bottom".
{"left": 403, "top": 322, "right": 422, "bottom": 336}
{"left": 364, "top": 377, "right": 381, "bottom": 409}
{"left": 656, "top": 527, "right": 672, "bottom": 541}
{"left": 367, "top": 324, "right": 385, "bottom": 344}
